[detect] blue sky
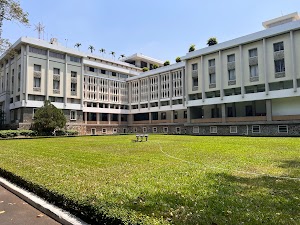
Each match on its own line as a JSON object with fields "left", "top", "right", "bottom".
{"left": 3, "top": 0, "right": 300, "bottom": 62}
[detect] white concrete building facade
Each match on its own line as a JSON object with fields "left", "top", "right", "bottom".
{"left": 0, "top": 13, "right": 300, "bottom": 136}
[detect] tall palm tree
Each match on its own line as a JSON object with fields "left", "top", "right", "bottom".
{"left": 74, "top": 43, "right": 81, "bottom": 50}
{"left": 119, "top": 54, "right": 125, "bottom": 60}
{"left": 110, "top": 51, "right": 115, "bottom": 60}
{"left": 100, "top": 48, "right": 106, "bottom": 57}
{"left": 88, "top": 45, "right": 95, "bottom": 53}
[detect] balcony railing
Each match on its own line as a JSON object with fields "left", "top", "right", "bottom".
{"left": 273, "top": 50, "right": 284, "bottom": 60}
{"left": 191, "top": 118, "right": 222, "bottom": 123}
{"left": 192, "top": 70, "right": 198, "bottom": 77}
{"left": 272, "top": 115, "right": 300, "bottom": 121}
{"left": 249, "top": 56, "right": 258, "bottom": 66}
{"left": 275, "top": 71, "right": 285, "bottom": 78}
{"left": 33, "top": 71, "right": 41, "bottom": 78}
{"left": 226, "top": 116, "right": 267, "bottom": 122}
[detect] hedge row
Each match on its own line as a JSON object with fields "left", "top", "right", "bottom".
{"left": 0, "top": 129, "right": 79, "bottom": 138}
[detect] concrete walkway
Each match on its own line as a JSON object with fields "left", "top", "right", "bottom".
{"left": 0, "top": 185, "right": 61, "bottom": 225}
{"left": 0, "top": 177, "right": 89, "bottom": 225}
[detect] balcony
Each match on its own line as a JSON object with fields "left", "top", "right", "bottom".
{"left": 250, "top": 76, "right": 259, "bottom": 82}
{"left": 275, "top": 72, "right": 285, "bottom": 78}
{"left": 174, "top": 118, "right": 187, "bottom": 123}
{"left": 151, "top": 120, "right": 172, "bottom": 124}
{"left": 209, "top": 83, "right": 216, "bottom": 89}
{"left": 227, "top": 62, "right": 235, "bottom": 70}
{"left": 249, "top": 56, "right": 258, "bottom": 66}
{"left": 192, "top": 70, "right": 198, "bottom": 77}
{"left": 208, "top": 66, "right": 215, "bottom": 74}
{"left": 53, "top": 75, "right": 60, "bottom": 81}
{"left": 71, "top": 91, "right": 77, "bottom": 96}
{"left": 33, "top": 87, "right": 41, "bottom": 92}
{"left": 71, "top": 77, "right": 77, "bottom": 83}
{"left": 53, "top": 89, "right": 60, "bottom": 94}
{"left": 228, "top": 80, "right": 236, "bottom": 86}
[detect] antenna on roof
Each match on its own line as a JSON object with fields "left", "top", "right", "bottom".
{"left": 34, "top": 22, "right": 45, "bottom": 40}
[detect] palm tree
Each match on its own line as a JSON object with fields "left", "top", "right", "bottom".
{"left": 88, "top": 45, "right": 95, "bottom": 53}
{"left": 110, "top": 51, "right": 115, "bottom": 60}
{"left": 100, "top": 48, "right": 106, "bottom": 56}
{"left": 118, "top": 54, "right": 126, "bottom": 60}
{"left": 74, "top": 43, "right": 81, "bottom": 50}
{"left": 207, "top": 37, "right": 218, "bottom": 46}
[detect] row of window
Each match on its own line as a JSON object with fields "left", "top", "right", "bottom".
{"left": 192, "top": 42, "right": 285, "bottom": 88}
{"left": 191, "top": 125, "right": 289, "bottom": 134}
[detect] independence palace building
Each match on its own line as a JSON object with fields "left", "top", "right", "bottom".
{"left": 1, "top": 13, "right": 300, "bottom": 136}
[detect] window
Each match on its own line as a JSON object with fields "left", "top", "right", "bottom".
{"left": 176, "top": 127, "right": 181, "bottom": 134}
{"left": 230, "top": 126, "right": 237, "bottom": 134}
{"left": 49, "top": 51, "right": 65, "bottom": 59}
{"left": 227, "top": 54, "right": 235, "bottom": 63}
{"left": 53, "top": 80, "right": 60, "bottom": 90}
{"left": 70, "top": 110, "right": 77, "bottom": 120}
{"left": 152, "top": 127, "right": 157, "bottom": 133}
{"left": 34, "top": 64, "right": 41, "bottom": 72}
{"left": 163, "top": 127, "right": 168, "bottom": 133}
{"left": 184, "top": 111, "right": 187, "bottom": 119}
{"left": 193, "top": 126, "right": 199, "bottom": 133}
{"left": 32, "top": 108, "right": 37, "bottom": 118}
{"left": 112, "top": 72, "right": 116, "bottom": 76}
{"left": 192, "top": 63, "right": 198, "bottom": 70}
{"left": 69, "top": 56, "right": 81, "bottom": 63}
{"left": 210, "top": 126, "right": 217, "bottom": 134}
{"left": 113, "top": 128, "right": 118, "bottom": 133}
{"left": 209, "top": 73, "right": 216, "bottom": 84}
{"left": 34, "top": 77, "right": 41, "bottom": 88}
{"left": 53, "top": 68, "right": 60, "bottom": 75}
{"left": 71, "top": 83, "right": 77, "bottom": 92}
{"left": 161, "top": 112, "right": 166, "bottom": 120}
{"left": 208, "top": 59, "right": 215, "bottom": 67}
{"left": 250, "top": 65, "right": 258, "bottom": 77}
{"left": 143, "top": 127, "right": 147, "bottom": 133}
{"left": 228, "top": 69, "right": 236, "bottom": 81}
{"left": 192, "top": 77, "right": 198, "bottom": 87}
{"left": 273, "top": 42, "right": 284, "bottom": 52}
{"left": 89, "top": 67, "right": 95, "bottom": 72}
{"left": 252, "top": 125, "right": 260, "bottom": 133}
{"left": 133, "top": 127, "right": 137, "bottom": 133}
{"left": 245, "top": 105, "right": 253, "bottom": 116}
{"left": 71, "top": 71, "right": 77, "bottom": 78}
{"left": 174, "top": 111, "right": 178, "bottom": 120}
{"left": 274, "top": 59, "right": 285, "bottom": 73}
{"left": 91, "top": 128, "right": 96, "bottom": 135}
{"left": 29, "top": 46, "right": 47, "bottom": 55}
{"left": 102, "top": 128, "right": 107, "bottom": 134}
{"left": 278, "top": 125, "right": 288, "bottom": 133}
{"left": 101, "top": 70, "right": 106, "bottom": 74}
{"left": 249, "top": 48, "right": 258, "bottom": 57}
{"left": 227, "top": 107, "right": 233, "bottom": 117}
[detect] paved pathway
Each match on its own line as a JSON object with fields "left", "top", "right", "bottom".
{"left": 0, "top": 185, "right": 61, "bottom": 225}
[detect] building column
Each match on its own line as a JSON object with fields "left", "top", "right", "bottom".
{"left": 138, "top": 79, "right": 141, "bottom": 111}
{"left": 183, "top": 64, "right": 187, "bottom": 107}
{"left": 221, "top": 103, "right": 226, "bottom": 123}
{"left": 84, "top": 112, "right": 87, "bottom": 124}
{"left": 219, "top": 51, "right": 224, "bottom": 100}
{"left": 171, "top": 110, "right": 174, "bottom": 123}
{"left": 290, "top": 31, "right": 297, "bottom": 92}
{"left": 147, "top": 77, "right": 150, "bottom": 109}
{"left": 64, "top": 54, "right": 68, "bottom": 107}
{"left": 201, "top": 55, "right": 205, "bottom": 102}
{"left": 158, "top": 74, "right": 161, "bottom": 108}
{"left": 45, "top": 50, "right": 49, "bottom": 100}
{"left": 108, "top": 113, "right": 111, "bottom": 125}
{"left": 97, "top": 113, "right": 100, "bottom": 124}
{"left": 149, "top": 112, "right": 152, "bottom": 124}
{"left": 169, "top": 71, "right": 173, "bottom": 108}
{"left": 25, "top": 44, "right": 29, "bottom": 104}
{"left": 118, "top": 114, "right": 121, "bottom": 125}
{"left": 187, "top": 107, "right": 191, "bottom": 123}
{"left": 239, "top": 45, "right": 245, "bottom": 97}
{"left": 20, "top": 45, "right": 25, "bottom": 102}
{"left": 80, "top": 63, "right": 84, "bottom": 109}
{"left": 266, "top": 99, "right": 272, "bottom": 121}
{"left": 263, "top": 38, "right": 269, "bottom": 95}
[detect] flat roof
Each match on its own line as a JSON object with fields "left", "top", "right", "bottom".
{"left": 121, "top": 53, "right": 164, "bottom": 65}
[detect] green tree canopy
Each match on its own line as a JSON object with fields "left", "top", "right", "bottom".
{"left": 207, "top": 37, "right": 218, "bottom": 46}
{"left": 32, "top": 100, "right": 66, "bottom": 135}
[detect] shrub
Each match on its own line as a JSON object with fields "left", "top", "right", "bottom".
{"left": 142, "top": 67, "right": 149, "bottom": 72}
{"left": 189, "top": 44, "right": 195, "bottom": 52}
{"left": 207, "top": 37, "right": 218, "bottom": 46}
{"left": 153, "top": 64, "right": 158, "bottom": 69}
{"left": 163, "top": 60, "right": 170, "bottom": 66}
{"left": 66, "top": 130, "right": 79, "bottom": 136}
{"left": 175, "top": 57, "right": 181, "bottom": 63}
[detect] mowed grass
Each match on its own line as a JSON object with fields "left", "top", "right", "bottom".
{"left": 0, "top": 135, "right": 300, "bottom": 225}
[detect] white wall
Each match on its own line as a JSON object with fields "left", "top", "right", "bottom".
{"left": 272, "top": 96, "right": 300, "bottom": 115}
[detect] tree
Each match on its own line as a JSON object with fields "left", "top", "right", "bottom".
{"left": 99, "top": 48, "right": 105, "bottom": 56}
{"left": 32, "top": 100, "right": 66, "bottom": 135}
{"left": 0, "top": 0, "right": 29, "bottom": 53}
{"left": 119, "top": 54, "right": 125, "bottom": 60}
{"left": 189, "top": 44, "right": 195, "bottom": 52}
{"left": 175, "top": 57, "right": 181, "bottom": 63}
{"left": 74, "top": 43, "right": 81, "bottom": 50}
{"left": 88, "top": 45, "right": 95, "bottom": 53}
{"left": 153, "top": 64, "right": 158, "bottom": 69}
{"left": 207, "top": 37, "right": 218, "bottom": 46}
{"left": 110, "top": 51, "right": 115, "bottom": 60}
{"left": 142, "top": 67, "right": 149, "bottom": 72}
{"left": 164, "top": 60, "right": 170, "bottom": 66}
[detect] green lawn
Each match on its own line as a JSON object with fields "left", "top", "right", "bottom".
{"left": 0, "top": 135, "right": 299, "bottom": 225}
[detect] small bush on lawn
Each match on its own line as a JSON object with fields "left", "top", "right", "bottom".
{"left": 65, "top": 130, "right": 79, "bottom": 136}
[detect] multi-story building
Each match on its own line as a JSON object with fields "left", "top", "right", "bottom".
{"left": 1, "top": 13, "right": 300, "bottom": 136}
